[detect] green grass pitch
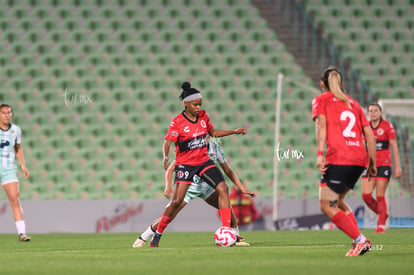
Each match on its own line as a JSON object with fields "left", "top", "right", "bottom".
{"left": 0, "top": 229, "right": 412, "bottom": 275}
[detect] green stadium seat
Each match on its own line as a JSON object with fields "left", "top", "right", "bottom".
{"left": 0, "top": 0, "right": 335, "bottom": 200}
{"left": 307, "top": 0, "right": 414, "bottom": 99}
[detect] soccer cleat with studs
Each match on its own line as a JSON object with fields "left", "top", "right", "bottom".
{"left": 375, "top": 225, "right": 386, "bottom": 234}
{"left": 235, "top": 236, "right": 250, "bottom": 246}
{"left": 345, "top": 239, "right": 372, "bottom": 257}
{"left": 132, "top": 237, "right": 146, "bottom": 248}
{"left": 149, "top": 232, "right": 162, "bottom": 247}
{"left": 18, "top": 234, "right": 31, "bottom": 242}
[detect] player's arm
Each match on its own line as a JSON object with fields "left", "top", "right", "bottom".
{"left": 14, "top": 144, "right": 29, "bottom": 179}
{"left": 164, "top": 160, "right": 176, "bottom": 199}
{"left": 218, "top": 161, "right": 255, "bottom": 198}
{"left": 163, "top": 139, "right": 172, "bottom": 170}
{"left": 208, "top": 128, "right": 246, "bottom": 137}
{"left": 314, "top": 114, "right": 327, "bottom": 174}
{"left": 363, "top": 125, "right": 377, "bottom": 177}
{"left": 389, "top": 138, "right": 402, "bottom": 178}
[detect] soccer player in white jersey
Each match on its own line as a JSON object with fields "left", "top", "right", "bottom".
{"left": 0, "top": 104, "right": 31, "bottom": 241}
{"left": 132, "top": 139, "right": 255, "bottom": 247}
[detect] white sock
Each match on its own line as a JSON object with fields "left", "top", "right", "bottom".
{"left": 354, "top": 234, "right": 366, "bottom": 244}
{"left": 232, "top": 225, "right": 240, "bottom": 236}
{"left": 140, "top": 225, "right": 155, "bottom": 241}
{"left": 15, "top": 220, "right": 26, "bottom": 235}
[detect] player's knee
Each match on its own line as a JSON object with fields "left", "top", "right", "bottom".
{"left": 216, "top": 182, "right": 228, "bottom": 194}
{"left": 8, "top": 196, "right": 20, "bottom": 207}
{"left": 169, "top": 198, "right": 184, "bottom": 209}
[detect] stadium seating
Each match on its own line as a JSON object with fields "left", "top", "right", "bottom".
{"left": 305, "top": 0, "right": 414, "bottom": 99}
{"left": 0, "top": 0, "right": 381, "bottom": 200}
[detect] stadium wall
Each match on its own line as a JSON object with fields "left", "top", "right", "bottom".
{"left": 0, "top": 198, "right": 413, "bottom": 233}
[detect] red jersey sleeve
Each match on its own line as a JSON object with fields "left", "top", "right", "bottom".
{"left": 386, "top": 121, "right": 396, "bottom": 140}
{"left": 165, "top": 117, "right": 179, "bottom": 142}
{"left": 312, "top": 95, "right": 325, "bottom": 121}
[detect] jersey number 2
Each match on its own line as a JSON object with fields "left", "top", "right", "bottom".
{"left": 340, "top": 111, "right": 356, "bottom": 138}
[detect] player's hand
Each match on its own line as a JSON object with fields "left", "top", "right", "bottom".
{"left": 394, "top": 167, "right": 402, "bottom": 178}
{"left": 243, "top": 190, "right": 257, "bottom": 198}
{"left": 316, "top": 155, "right": 327, "bottom": 174}
{"left": 367, "top": 160, "right": 377, "bottom": 179}
{"left": 164, "top": 186, "right": 172, "bottom": 199}
{"left": 22, "top": 167, "right": 29, "bottom": 179}
{"left": 234, "top": 128, "right": 247, "bottom": 135}
{"left": 163, "top": 157, "right": 169, "bottom": 170}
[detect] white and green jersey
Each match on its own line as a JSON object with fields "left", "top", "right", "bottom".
{"left": 207, "top": 141, "right": 226, "bottom": 164}
{"left": 184, "top": 142, "right": 226, "bottom": 202}
{"left": 0, "top": 123, "right": 21, "bottom": 168}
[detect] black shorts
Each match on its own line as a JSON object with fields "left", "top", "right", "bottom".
{"left": 174, "top": 159, "right": 225, "bottom": 189}
{"left": 320, "top": 165, "right": 365, "bottom": 194}
{"left": 362, "top": 166, "right": 391, "bottom": 181}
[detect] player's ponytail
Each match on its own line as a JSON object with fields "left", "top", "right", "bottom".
{"left": 321, "top": 67, "right": 352, "bottom": 109}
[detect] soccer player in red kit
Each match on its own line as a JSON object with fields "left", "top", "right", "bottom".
{"left": 361, "top": 103, "right": 402, "bottom": 233}
{"left": 149, "top": 82, "right": 247, "bottom": 247}
{"left": 312, "top": 66, "right": 377, "bottom": 256}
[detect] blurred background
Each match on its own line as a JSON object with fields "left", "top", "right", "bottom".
{"left": 0, "top": 0, "right": 412, "bottom": 232}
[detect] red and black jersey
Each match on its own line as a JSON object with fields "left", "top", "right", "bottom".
{"left": 312, "top": 92, "right": 369, "bottom": 167}
{"left": 165, "top": 110, "right": 213, "bottom": 166}
{"left": 370, "top": 118, "right": 395, "bottom": 167}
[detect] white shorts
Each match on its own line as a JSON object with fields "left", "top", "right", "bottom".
{"left": 184, "top": 181, "right": 215, "bottom": 203}
{"left": 0, "top": 166, "right": 19, "bottom": 185}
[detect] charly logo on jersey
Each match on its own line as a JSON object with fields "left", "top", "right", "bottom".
{"left": 377, "top": 128, "right": 384, "bottom": 136}
{"left": 184, "top": 126, "right": 190, "bottom": 133}
{"left": 0, "top": 140, "right": 10, "bottom": 148}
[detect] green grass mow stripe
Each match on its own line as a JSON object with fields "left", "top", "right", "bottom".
{"left": 0, "top": 229, "right": 412, "bottom": 275}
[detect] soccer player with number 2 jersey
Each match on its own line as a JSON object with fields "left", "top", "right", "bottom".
{"left": 312, "top": 67, "right": 377, "bottom": 257}
{"left": 149, "top": 82, "right": 247, "bottom": 247}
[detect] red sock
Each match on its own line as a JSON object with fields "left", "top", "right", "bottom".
{"left": 362, "top": 193, "right": 378, "bottom": 214}
{"left": 331, "top": 211, "right": 360, "bottom": 240}
{"left": 219, "top": 208, "right": 231, "bottom": 227}
{"left": 346, "top": 212, "right": 358, "bottom": 228}
{"left": 156, "top": 214, "right": 173, "bottom": 234}
{"left": 377, "top": 196, "right": 388, "bottom": 226}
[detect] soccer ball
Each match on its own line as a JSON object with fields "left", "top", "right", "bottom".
{"left": 214, "top": 226, "right": 237, "bottom": 247}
